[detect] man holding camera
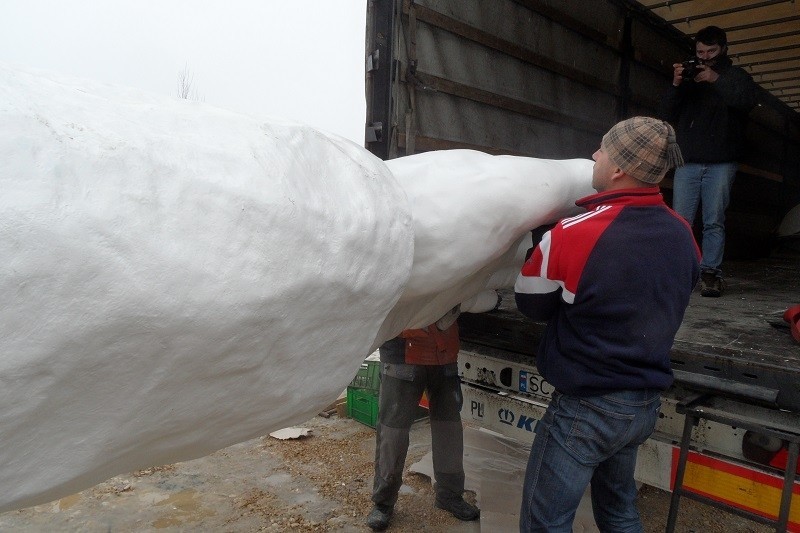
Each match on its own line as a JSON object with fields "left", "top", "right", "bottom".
{"left": 659, "top": 26, "right": 758, "bottom": 297}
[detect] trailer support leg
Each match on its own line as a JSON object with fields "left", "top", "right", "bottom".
{"left": 666, "top": 395, "right": 800, "bottom": 533}
{"left": 665, "top": 394, "right": 704, "bottom": 533}
{"left": 777, "top": 441, "right": 799, "bottom": 531}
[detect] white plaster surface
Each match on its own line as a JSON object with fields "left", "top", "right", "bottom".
{"left": 377, "top": 150, "right": 594, "bottom": 337}
{"left": 0, "top": 63, "right": 412, "bottom": 512}
{"left": 0, "top": 63, "right": 594, "bottom": 512}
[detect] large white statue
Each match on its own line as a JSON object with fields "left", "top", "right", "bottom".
{"left": 0, "top": 62, "right": 594, "bottom": 512}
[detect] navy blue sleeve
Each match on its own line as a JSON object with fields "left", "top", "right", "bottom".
{"left": 515, "top": 291, "right": 560, "bottom": 322}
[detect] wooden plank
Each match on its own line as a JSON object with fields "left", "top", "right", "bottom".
{"left": 407, "top": 2, "right": 622, "bottom": 97}
{"left": 411, "top": 70, "right": 609, "bottom": 135}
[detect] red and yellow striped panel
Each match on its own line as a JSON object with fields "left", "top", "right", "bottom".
{"left": 670, "top": 449, "right": 800, "bottom": 531}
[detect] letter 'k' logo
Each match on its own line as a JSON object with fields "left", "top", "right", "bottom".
{"left": 497, "top": 408, "right": 535, "bottom": 432}
{"left": 516, "top": 415, "right": 535, "bottom": 432}
{"left": 498, "top": 408, "right": 515, "bottom": 425}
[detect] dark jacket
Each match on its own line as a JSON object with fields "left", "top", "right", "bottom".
{"left": 658, "top": 55, "right": 758, "bottom": 163}
{"left": 514, "top": 188, "right": 700, "bottom": 397}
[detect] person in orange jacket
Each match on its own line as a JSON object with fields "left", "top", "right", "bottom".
{"left": 366, "top": 306, "right": 479, "bottom": 531}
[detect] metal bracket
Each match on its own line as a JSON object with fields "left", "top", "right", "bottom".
{"left": 365, "top": 122, "right": 383, "bottom": 143}
{"left": 366, "top": 49, "right": 379, "bottom": 72}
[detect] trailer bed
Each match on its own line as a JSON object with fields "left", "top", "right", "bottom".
{"left": 458, "top": 250, "right": 800, "bottom": 411}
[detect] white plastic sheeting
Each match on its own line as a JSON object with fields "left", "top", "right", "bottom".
{"left": 0, "top": 63, "right": 593, "bottom": 512}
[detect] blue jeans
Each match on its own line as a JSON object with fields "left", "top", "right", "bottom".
{"left": 519, "top": 389, "right": 661, "bottom": 532}
{"left": 671, "top": 162, "right": 737, "bottom": 275}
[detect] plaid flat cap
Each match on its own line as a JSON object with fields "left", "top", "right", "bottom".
{"left": 601, "top": 117, "right": 684, "bottom": 183}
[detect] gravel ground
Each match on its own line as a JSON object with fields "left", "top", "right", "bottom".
{"left": 0, "top": 413, "right": 772, "bottom": 532}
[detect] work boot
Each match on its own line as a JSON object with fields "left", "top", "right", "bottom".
{"left": 435, "top": 497, "right": 480, "bottom": 521}
{"left": 700, "top": 271, "right": 723, "bottom": 297}
{"left": 366, "top": 504, "right": 393, "bottom": 531}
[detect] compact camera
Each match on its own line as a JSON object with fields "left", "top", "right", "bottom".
{"left": 681, "top": 57, "right": 704, "bottom": 79}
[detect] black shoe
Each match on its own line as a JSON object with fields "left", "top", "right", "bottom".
{"left": 700, "top": 271, "right": 723, "bottom": 297}
{"left": 435, "top": 497, "right": 480, "bottom": 521}
{"left": 366, "top": 504, "right": 393, "bottom": 531}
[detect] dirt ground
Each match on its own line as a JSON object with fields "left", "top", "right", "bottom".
{"left": 0, "top": 412, "right": 771, "bottom": 532}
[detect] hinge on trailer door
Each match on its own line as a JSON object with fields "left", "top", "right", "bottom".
{"left": 366, "top": 49, "right": 379, "bottom": 72}
{"left": 366, "top": 122, "right": 383, "bottom": 143}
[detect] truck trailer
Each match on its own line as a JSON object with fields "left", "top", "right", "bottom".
{"left": 364, "top": 1, "right": 800, "bottom": 530}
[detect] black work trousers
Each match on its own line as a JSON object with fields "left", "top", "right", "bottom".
{"left": 371, "top": 361, "right": 465, "bottom": 508}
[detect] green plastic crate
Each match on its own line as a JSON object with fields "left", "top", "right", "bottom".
{"left": 349, "top": 360, "right": 381, "bottom": 392}
{"left": 347, "top": 386, "right": 379, "bottom": 428}
{"left": 346, "top": 386, "right": 429, "bottom": 429}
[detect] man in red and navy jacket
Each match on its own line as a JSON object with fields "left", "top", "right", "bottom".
{"left": 515, "top": 117, "right": 700, "bottom": 532}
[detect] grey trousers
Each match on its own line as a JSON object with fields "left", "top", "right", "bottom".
{"left": 371, "top": 362, "right": 465, "bottom": 508}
